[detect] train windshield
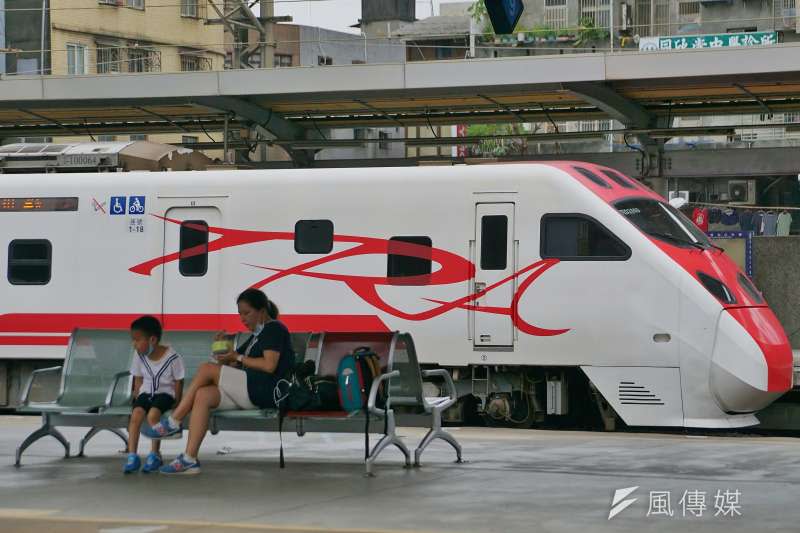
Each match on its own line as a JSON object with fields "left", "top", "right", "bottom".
{"left": 615, "top": 198, "right": 712, "bottom": 249}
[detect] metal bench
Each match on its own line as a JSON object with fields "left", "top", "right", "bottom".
{"left": 14, "top": 328, "right": 222, "bottom": 466}
{"left": 388, "top": 334, "right": 463, "bottom": 466}
{"left": 210, "top": 331, "right": 411, "bottom": 476}
{"left": 210, "top": 331, "right": 462, "bottom": 474}
{"left": 15, "top": 329, "right": 133, "bottom": 466}
{"left": 15, "top": 328, "right": 462, "bottom": 474}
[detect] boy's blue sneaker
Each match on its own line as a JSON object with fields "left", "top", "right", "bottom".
{"left": 142, "top": 452, "right": 163, "bottom": 473}
{"left": 123, "top": 453, "right": 141, "bottom": 474}
{"left": 141, "top": 416, "right": 181, "bottom": 440}
{"left": 159, "top": 454, "right": 200, "bottom": 475}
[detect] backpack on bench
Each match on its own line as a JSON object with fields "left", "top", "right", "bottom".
{"left": 337, "top": 346, "right": 388, "bottom": 462}
{"left": 337, "top": 346, "right": 385, "bottom": 412}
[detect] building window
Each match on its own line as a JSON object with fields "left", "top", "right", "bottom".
{"left": 179, "top": 220, "right": 208, "bottom": 276}
{"left": 274, "top": 54, "right": 293, "bottom": 67}
{"left": 632, "top": 0, "right": 669, "bottom": 37}
{"left": 387, "top": 236, "right": 432, "bottom": 284}
{"left": 130, "top": 134, "right": 148, "bottom": 141}
{"left": 294, "top": 220, "right": 334, "bottom": 254}
{"left": 480, "top": 215, "right": 508, "bottom": 270}
{"left": 128, "top": 47, "right": 160, "bottom": 72}
{"left": 181, "top": 0, "right": 198, "bottom": 18}
{"left": 181, "top": 54, "right": 200, "bottom": 71}
{"left": 98, "top": 135, "right": 117, "bottom": 142}
{"left": 541, "top": 214, "right": 630, "bottom": 260}
{"left": 317, "top": 55, "right": 332, "bottom": 66}
{"left": 8, "top": 240, "right": 52, "bottom": 285}
{"left": 180, "top": 53, "right": 211, "bottom": 71}
{"left": 378, "top": 131, "right": 390, "bottom": 150}
{"left": 182, "top": 136, "right": 198, "bottom": 145}
{"left": 126, "top": 0, "right": 144, "bottom": 9}
{"left": 354, "top": 128, "right": 368, "bottom": 140}
{"left": 66, "top": 43, "right": 87, "bottom": 75}
{"left": 97, "top": 46, "right": 120, "bottom": 74}
{"left": 98, "top": 0, "right": 117, "bottom": 5}
{"left": 579, "top": 0, "right": 610, "bottom": 31}
{"left": 544, "top": 0, "right": 568, "bottom": 29}
{"left": 678, "top": 0, "right": 700, "bottom": 22}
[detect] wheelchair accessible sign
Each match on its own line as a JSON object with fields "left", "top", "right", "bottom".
{"left": 110, "top": 196, "right": 145, "bottom": 215}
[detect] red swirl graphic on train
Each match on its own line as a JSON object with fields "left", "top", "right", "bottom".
{"left": 130, "top": 216, "right": 569, "bottom": 337}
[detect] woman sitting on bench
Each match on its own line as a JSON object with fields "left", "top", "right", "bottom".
{"left": 143, "top": 288, "right": 294, "bottom": 475}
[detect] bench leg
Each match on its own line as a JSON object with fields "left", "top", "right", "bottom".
{"left": 15, "top": 413, "right": 70, "bottom": 467}
{"left": 78, "top": 427, "right": 128, "bottom": 457}
{"left": 414, "top": 407, "right": 463, "bottom": 467}
{"left": 365, "top": 412, "right": 410, "bottom": 476}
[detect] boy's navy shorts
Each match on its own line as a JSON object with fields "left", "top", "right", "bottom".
{"left": 133, "top": 393, "right": 175, "bottom": 413}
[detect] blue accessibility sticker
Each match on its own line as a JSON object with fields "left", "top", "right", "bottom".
{"left": 110, "top": 196, "right": 127, "bottom": 215}
{"left": 128, "top": 196, "right": 146, "bottom": 215}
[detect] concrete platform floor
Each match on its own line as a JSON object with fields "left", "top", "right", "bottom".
{"left": 0, "top": 416, "right": 798, "bottom": 533}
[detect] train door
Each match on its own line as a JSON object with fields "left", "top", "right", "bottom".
{"left": 473, "top": 203, "right": 516, "bottom": 347}
{"left": 161, "top": 206, "right": 222, "bottom": 331}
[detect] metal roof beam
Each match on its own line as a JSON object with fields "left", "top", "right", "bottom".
{"left": 562, "top": 81, "right": 654, "bottom": 128}
{"left": 192, "top": 96, "right": 305, "bottom": 141}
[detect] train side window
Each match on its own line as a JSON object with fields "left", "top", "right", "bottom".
{"left": 179, "top": 220, "right": 209, "bottom": 277}
{"left": 387, "top": 236, "right": 432, "bottom": 284}
{"left": 481, "top": 215, "right": 508, "bottom": 270}
{"left": 295, "top": 220, "right": 334, "bottom": 254}
{"left": 8, "top": 239, "right": 52, "bottom": 285}
{"left": 541, "top": 214, "right": 630, "bottom": 260}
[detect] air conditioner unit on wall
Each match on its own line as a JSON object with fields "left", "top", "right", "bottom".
{"left": 728, "top": 180, "right": 757, "bottom": 205}
{"left": 668, "top": 190, "right": 690, "bottom": 202}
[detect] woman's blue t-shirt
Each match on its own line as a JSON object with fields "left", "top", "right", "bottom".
{"left": 236, "top": 320, "right": 294, "bottom": 408}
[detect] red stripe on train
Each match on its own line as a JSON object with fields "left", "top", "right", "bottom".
{"left": 0, "top": 313, "right": 390, "bottom": 335}
{"left": 0, "top": 336, "right": 70, "bottom": 346}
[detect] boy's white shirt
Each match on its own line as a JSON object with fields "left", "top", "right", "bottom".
{"left": 130, "top": 346, "right": 185, "bottom": 396}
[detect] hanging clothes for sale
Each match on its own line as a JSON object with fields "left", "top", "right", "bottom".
{"left": 762, "top": 211, "right": 778, "bottom": 236}
{"left": 752, "top": 211, "right": 765, "bottom": 236}
{"left": 720, "top": 208, "right": 739, "bottom": 228}
{"left": 709, "top": 208, "right": 722, "bottom": 224}
{"left": 777, "top": 211, "right": 793, "bottom": 236}
{"left": 692, "top": 207, "right": 709, "bottom": 232}
{"left": 739, "top": 209, "right": 755, "bottom": 232}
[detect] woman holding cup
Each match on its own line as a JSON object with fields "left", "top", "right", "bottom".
{"left": 142, "top": 288, "right": 294, "bottom": 475}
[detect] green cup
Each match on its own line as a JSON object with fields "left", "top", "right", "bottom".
{"left": 212, "top": 340, "right": 232, "bottom": 355}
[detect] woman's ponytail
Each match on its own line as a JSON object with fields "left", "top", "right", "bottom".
{"left": 266, "top": 298, "right": 280, "bottom": 320}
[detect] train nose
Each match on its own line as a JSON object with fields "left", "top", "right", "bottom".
{"left": 710, "top": 307, "right": 793, "bottom": 413}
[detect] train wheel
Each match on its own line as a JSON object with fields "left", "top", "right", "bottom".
{"left": 483, "top": 391, "right": 537, "bottom": 429}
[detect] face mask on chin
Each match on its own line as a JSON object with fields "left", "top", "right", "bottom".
{"left": 137, "top": 341, "right": 155, "bottom": 358}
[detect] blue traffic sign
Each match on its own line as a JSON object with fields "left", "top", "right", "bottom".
{"left": 128, "top": 196, "right": 146, "bottom": 215}
{"left": 110, "top": 196, "right": 127, "bottom": 215}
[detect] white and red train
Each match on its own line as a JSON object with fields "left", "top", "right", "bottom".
{"left": 0, "top": 163, "right": 793, "bottom": 428}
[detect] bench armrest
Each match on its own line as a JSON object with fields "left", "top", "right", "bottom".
{"left": 104, "top": 371, "right": 132, "bottom": 409}
{"left": 367, "top": 370, "right": 399, "bottom": 415}
{"left": 19, "top": 365, "right": 63, "bottom": 406}
{"left": 421, "top": 368, "right": 458, "bottom": 410}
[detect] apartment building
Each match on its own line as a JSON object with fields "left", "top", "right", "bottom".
{"left": 3, "top": 0, "right": 225, "bottom": 153}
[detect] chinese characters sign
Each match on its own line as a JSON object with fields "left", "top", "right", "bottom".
{"left": 610, "top": 486, "right": 743, "bottom": 520}
{"left": 639, "top": 31, "right": 778, "bottom": 51}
